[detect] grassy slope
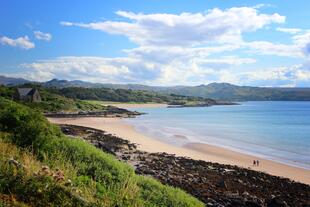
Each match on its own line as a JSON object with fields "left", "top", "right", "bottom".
{"left": 0, "top": 98, "right": 204, "bottom": 207}
{"left": 46, "top": 87, "right": 213, "bottom": 104}
{"left": 0, "top": 85, "right": 115, "bottom": 113}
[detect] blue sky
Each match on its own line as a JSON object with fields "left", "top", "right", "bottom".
{"left": 1, "top": 0, "right": 310, "bottom": 86}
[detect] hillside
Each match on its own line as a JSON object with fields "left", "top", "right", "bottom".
{"left": 159, "top": 83, "right": 310, "bottom": 101}
{"left": 46, "top": 87, "right": 216, "bottom": 104}
{"left": 0, "top": 75, "right": 30, "bottom": 86}
{"left": 2, "top": 76, "right": 310, "bottom": 101}
{"left": 0, "top": 97, "right": 204, "bottom": 206}
{"left": 41, "top": 78, "right": 310, "bottom": 101}
{"left": 0, "top": 85, "right": 140, "bottom": 117}
{"left": 43, "top": 79, "right": 310, "bottom": 101}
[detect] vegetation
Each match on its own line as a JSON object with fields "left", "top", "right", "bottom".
{"left": 39, "top": 78, "right": 310, "bottom": 101}
{"left": 2, "top": 76, "right": 310, "bottom": 101}
{"left": 0, "top": 85, "right": 119, "bottom": 113}
{"left": 47, "top": 87, "right": 211, "bottom": 103}
{"left": 1, "top": 84, "right": 220, "bottom": 112}
{"left": 0, "top": 97, "right": 204, "bottom": 206}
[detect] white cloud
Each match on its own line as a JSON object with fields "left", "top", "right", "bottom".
{"left": 276, "top": 27, "right": 302, "bottom": 34}
{"left": 124, "top": 44, "right": 241, "bottom": 64}
{"left": 0, "top": 36, "right": 35, "bottom": 49}
{"left": 242, "top": 30, "right": 310, "bottom": 57}
{"left": 13, "top": 7, "right": 310, "bottom": 87}
{"left": 34, "top": 31, "right": 52, "bottom": 41}
{"left": 241, "top": 62, "right": 310, "bottom": 86}
{"left": 16, "top": 54, "right": 256, "bottom": 85}
{"left": 20, "top": 56, "right": 160, "bottom": 83}
{"left": 252, "top": 4, "right": 274, "bottom": 9}
{"left": 243, "top": 41, "right": 303, "bottom": 57}
{"left": 61, "top": 7, "right": 285, "bottom": 46}
{"left": 60, "top": 21, "right": 74, "bottom": 26}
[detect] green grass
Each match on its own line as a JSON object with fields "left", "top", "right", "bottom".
{"left": 0, "top": 97, "right": 204, "bottom": 207}
{"left": 26, "top": 89, "right": 111, "bottom": 113}
{"left": 0, "top": 85, "right": 113, "bottom": 113}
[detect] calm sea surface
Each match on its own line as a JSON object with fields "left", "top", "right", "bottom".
{"left": 125, "top": 101, "right": 310, "bottom": 170}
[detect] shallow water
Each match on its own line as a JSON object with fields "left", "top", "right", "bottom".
{"left": 125, "top": 101, "right": 310, "bottom": 170}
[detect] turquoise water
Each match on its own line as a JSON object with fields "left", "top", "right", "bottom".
{"left": 125, "top": 102, "right": 310, "bottom": 170}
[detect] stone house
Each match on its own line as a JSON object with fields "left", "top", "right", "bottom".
{"left": 15, "top": 88, "right": 42, "bottom": 102}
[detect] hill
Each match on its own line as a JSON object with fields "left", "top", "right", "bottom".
{"left": 0, "top": 85, "right": 140, "bottom": 117}
{"left": 0, "top": 75, "right": 30, "bottom": 86}
{"left": 46, "top": 87, "right": 217, "bottom": 105}
{"left": 0, "top": 97, "right": 203, "bottom": 206}
{"left": 41, "top": 78, "right": 310, "bottom": 101}
{"left": 2, "top": 76, "right": 310, "bottom": 101}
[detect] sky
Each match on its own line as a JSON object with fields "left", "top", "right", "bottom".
{"left": 1, "top": 0, "right": 310, "bottom": 87}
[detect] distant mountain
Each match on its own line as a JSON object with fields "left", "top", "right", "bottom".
{"left": 43, "top": 79, "right": 104, "bottom": 88}
{"left": 2, "top": 76, "right": 310, "bottom": 101}
{"left": 0, "top": 75, "right": 30, "bottom": 86}
{"left": 157, "top": 83, "right": 310, "bottom": 101}
{"left": 41, "top": 79, "right": 310, "bottom": 101}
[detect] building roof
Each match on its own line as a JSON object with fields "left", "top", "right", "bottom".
{"left": 17, "top": 88, "right": 37, "bottom": 96}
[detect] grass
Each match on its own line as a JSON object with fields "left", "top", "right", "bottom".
{"left": 26, "top": 89, "right": 111, "bottom": 113}
{"left": 0, "top": 85, "right": 115, "bottom": 113}
{"left": 0, "top": 97, "right": 204, "bottom": 207}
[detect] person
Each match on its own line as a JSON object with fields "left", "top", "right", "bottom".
{"left": 253, "top": 160, "right": 256, "bottom": 166}
{"left": 257, "top": 160, "right": 260, "bottom": 166}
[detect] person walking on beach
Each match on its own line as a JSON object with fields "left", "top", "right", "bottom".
{"left": 256, "top": 160, "right": 260, "bottom": 166}
{"left": 253, "top": 160, "right": 256, "bottom": 166}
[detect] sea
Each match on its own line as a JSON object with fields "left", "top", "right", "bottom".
{"left": 125, "top": 101, "right": 310, "bottom": 170}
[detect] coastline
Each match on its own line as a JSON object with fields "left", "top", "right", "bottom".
{"left": 48, "top": 116, "right": 310, "bottom": 185}
{"left": 103, "top": 103, "right": 168, "bottom": 108}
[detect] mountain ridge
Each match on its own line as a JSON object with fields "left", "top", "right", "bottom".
{"left": 1, "top": 76, "right": 310, "bottom": 101}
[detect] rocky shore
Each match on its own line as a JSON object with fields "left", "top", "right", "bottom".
{"left": 45, "top": 106, "right": 142, "bottom": 118}
{"left": 168, "top": 100, "right": 238, "bottom": 108}
{"left": 60, "top": 124, "right": 310, "bottom": 207}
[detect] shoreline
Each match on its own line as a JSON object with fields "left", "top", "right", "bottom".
{"left": 48, "top": 117, "right": 310, "bottom": 185}
{"left": 103, "top": 103, "right": 168, "bottom": 108}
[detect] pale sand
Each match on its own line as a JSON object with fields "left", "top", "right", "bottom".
{"left": 48, "top": 117, "right": 310, "bottom": 185}
{"left": 107, "top": 103, "right": 168, "bottom": 109}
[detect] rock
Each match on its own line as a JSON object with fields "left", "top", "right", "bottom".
{"left": 267, "top": 196, "right": 289, "bottom": 207}
{"left": 217, "top": 179, "right": 227, "bottom": 189}
{"left": 245, "top": 200, "right": 263, "bottom": 207}
{"left": 237, "top": 179, "right": 244, "bottom": 184}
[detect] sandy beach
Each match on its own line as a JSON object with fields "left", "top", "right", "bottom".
{"left": 48, "top": 116, "right": 310, "bottom": 185}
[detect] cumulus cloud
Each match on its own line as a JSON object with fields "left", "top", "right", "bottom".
{"left": 243, "top": 30, "right": 310, "bottom": 57}
{"left": 0, "top": 36, "right": 35, "bottom": 49}
{"left": 20, "top": 56, "right": 161, "bottom": 83}
{"left": 61, "top": 7, "right": 285, "bottom": 46}
{"left": 241, "top": 62, "right": 310, "bottom": 86}
{"left": 16, "top": 54, "right": 256, "bottom": 85}
{"left": 15, "top": 7, "right": 310, "bottom": 86}
{"left": 276, "top": 27, "right": 302, "bottom": 34}
{"left": 34, "top": 31, "right": 52, "bottom": 41}
{"left": 243, "top": 41, "right": 303, "bottom": 57}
